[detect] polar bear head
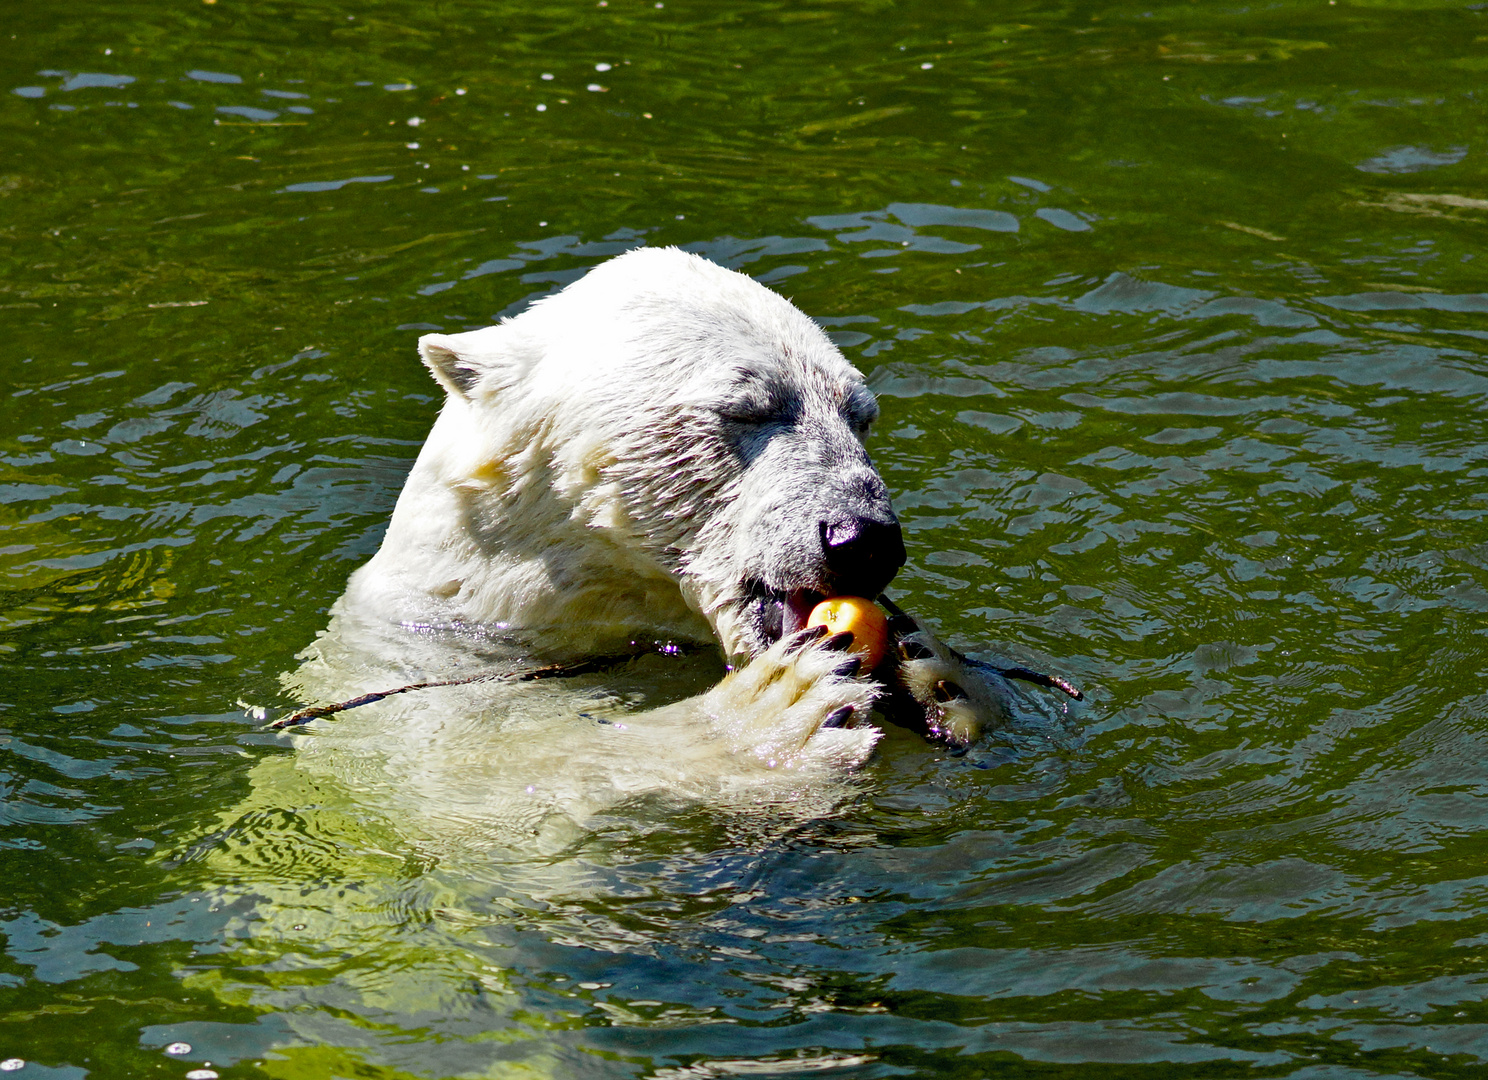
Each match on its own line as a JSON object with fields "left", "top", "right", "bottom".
{"left": 356, "top": 247, "right": 905, "bottom": 661}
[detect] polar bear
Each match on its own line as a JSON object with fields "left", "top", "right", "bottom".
{"left": 346, "top": 246, "right": 903, "bottom": 661}
{"left": 284, "top": 247, "right": 1021, "bottom": 835}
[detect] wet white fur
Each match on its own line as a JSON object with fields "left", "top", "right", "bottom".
{"left": 344, "top": 245, "right": 882, "bottom": 663}
{"left": 288, "top": 248, "right": 892, "bottom": 836}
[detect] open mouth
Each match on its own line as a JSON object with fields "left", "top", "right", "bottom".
{"left": 741, "top": 581, "right": 826, "bottom": 646}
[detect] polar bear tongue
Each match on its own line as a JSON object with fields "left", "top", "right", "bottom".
{"left": 781, "top": 591, "right": 819, "bottom": 637}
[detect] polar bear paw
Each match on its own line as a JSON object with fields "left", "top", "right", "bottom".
{"left": 873, "top": 610, "right": 1011, "bottom": 748}
{"left": 874, "top": 601, "right": 1084, "bottom": 750}
{"left": 704, "top": 625, "right": 881, "bottom": 771}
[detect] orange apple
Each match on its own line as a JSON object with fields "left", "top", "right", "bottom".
{"left": 806, "top": 596, "right": 888, "bottom": 669}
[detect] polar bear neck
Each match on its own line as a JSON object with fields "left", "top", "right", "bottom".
{"left": 342, "top": 388, "right": 716, "bottom": 658}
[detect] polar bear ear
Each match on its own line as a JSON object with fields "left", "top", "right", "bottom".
{"left": 418, "top": 331, "right": 500, "bottom": 400}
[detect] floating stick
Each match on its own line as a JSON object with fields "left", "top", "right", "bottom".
{"left": 268, "top": 648, "right": 689, "bottom": 730}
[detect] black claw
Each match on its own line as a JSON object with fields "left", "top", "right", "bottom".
{"left": 887, "top": 615, "right": 919, "bottom": 636}
{"left": 821, "top": 631, "right": 855, "bottom": 652}
{"left": 898, "top": 639, "right": 935, "bottom": 661}
{"left": 933, "top": 680, "right": 967, "bottom": 703}
{"left": 833, "top": 656, "right": 862, "bottom": 678}
{"left": 822, "top": 705, "right": 854, "bottom": 729}
{"left": 783, "top": 623, "right": 829, "bottom": 654}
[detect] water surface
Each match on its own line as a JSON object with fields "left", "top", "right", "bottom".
{"left": 4, "top": 0, "right": 1488, "bottom": 1077}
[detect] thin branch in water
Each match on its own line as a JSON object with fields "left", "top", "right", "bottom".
{"left": 268, "top": 647, "right": 699, "bottom": 730}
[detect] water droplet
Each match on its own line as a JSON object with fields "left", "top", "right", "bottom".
{"left": 535, "top": 104, "right": 546, "bottom": 111}
{"left": 595, "top": 63, "right": 612, "bottom": 72}
{"left": 165, "top": 1043, "right": 192, "bottom": 1056}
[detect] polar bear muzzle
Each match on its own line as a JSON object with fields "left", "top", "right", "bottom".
{"left": 820, "top": 515, "right": 906, "bottom": 598}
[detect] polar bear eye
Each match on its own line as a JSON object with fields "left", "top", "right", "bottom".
{"left": 717, "top": 389, "right": 795, "bottom": 428}
{"left": 842, "top": 387, "right": 879, "bottom": 434}
{"left": 717, "top": 403, "right": 769, "bottom": 426}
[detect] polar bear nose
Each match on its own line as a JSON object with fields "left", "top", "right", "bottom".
{"left": 821, "top": 516, "right": 907, "bottom": 596}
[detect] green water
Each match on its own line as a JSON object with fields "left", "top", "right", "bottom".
{"left": 4, "top": 0, "right": 1488, "bottom": 1076}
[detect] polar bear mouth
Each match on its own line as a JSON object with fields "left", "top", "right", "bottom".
{"left": 743, "top": 583, "right": 825, "bottom": 646}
